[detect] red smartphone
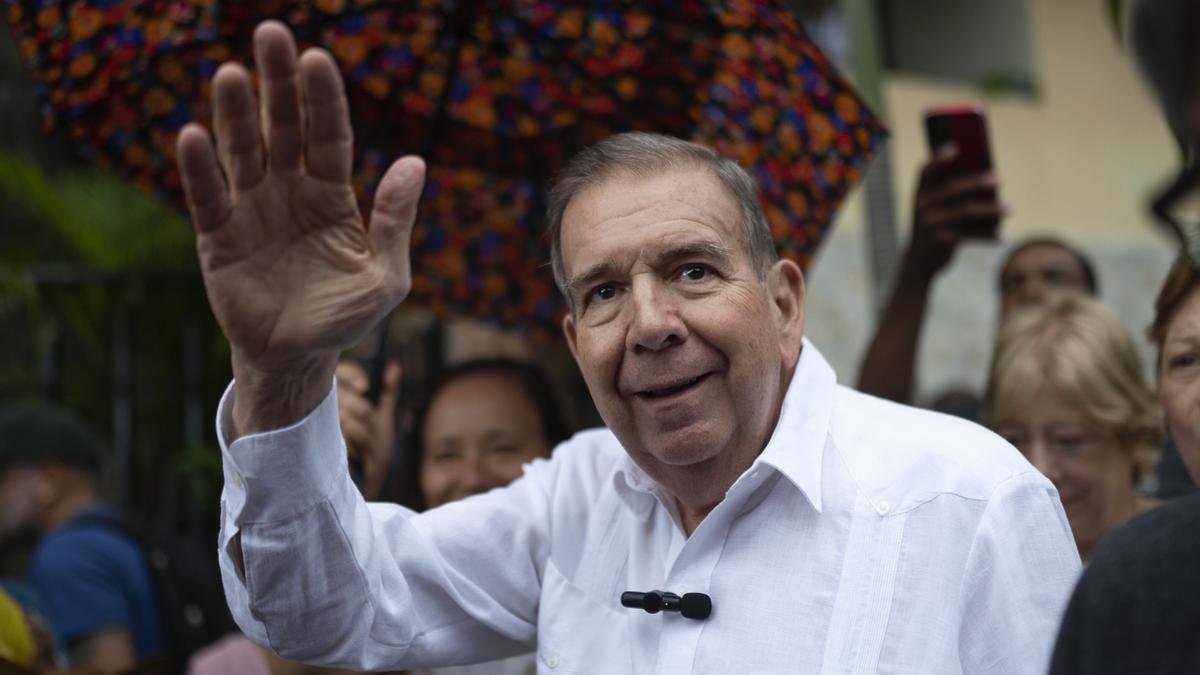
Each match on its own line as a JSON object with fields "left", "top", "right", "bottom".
{"left": 924, "top": 104, "right": 993, "bottom": 174}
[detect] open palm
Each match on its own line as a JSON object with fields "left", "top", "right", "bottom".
{"left": 177, "top": 21, "right": 424, "bottom": 370}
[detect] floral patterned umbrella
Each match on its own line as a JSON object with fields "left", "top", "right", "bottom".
{"left": 6, "top": 0, "right": 885, "bottom": 335}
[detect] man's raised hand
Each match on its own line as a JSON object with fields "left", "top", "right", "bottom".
{"left": 176, "top": 21, "right": 425, "bottom": 437}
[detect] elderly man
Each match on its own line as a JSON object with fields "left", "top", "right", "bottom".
{"left": 181, "top": 21, "right": 1079, "bottom": 673}
{"left": 0, "top": 404, "right": 163, "bottom": 673}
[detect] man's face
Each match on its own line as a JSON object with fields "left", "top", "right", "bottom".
{"left": 560, "top": 166, "right": 804, "bottom": 485}
{"left": 0, "top": 465, "right": 42, "bottom": 546}
{"left": 998, "top": 243, "right": 1090, "bottom": 318}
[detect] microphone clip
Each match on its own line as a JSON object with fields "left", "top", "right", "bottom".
{"left": 620, "top": 590, "right": 712, "bottom": 620}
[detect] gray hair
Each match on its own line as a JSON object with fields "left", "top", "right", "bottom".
{"left": 545, "top": 132, "right": 778, "bottom": 302}
{"left": 1130, "top": 0, "right": 1200, "bottom": 147}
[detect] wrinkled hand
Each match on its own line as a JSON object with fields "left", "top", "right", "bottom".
{"left": 175, "top": 21, "right": 425, "bottom": 434}
{"left": 337, "top": 359, "right": 401, "bottom": 500}
{"left": 905, "top": 145, "right": 1005, "bottom": 277}
{"left": 178, "top": 22, "right": 423, "bottom": 365}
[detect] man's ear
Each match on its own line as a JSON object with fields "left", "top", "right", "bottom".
{"left": 562, "top": 312, "right": 580, "bottom": 363}
{"left": 768, "top": 259, "right": 805, "bottom": 366}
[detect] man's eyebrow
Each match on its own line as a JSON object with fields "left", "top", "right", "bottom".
{"left": 563, "top": 241, "right": 735, "bottom": 297}
{"left": 564, "top": 261, "right": 623, "bottom": 298}
{"left": 650, "top": 241, "right": 734, "bottom": 268}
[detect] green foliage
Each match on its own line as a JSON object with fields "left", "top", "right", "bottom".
{"left": 0, "top": 151, "right": 195, "bottom": 271}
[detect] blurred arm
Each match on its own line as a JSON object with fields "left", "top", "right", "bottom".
{"left": 857, "top": 147, "right": 1003, "bottom": 403}
{"left": 857, "top": 258, "right": 937, "bottom": 403}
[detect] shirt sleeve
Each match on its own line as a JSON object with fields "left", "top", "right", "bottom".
{"left": 956, "top": 472, "right": 1082, "bottom": 675}
{"left": 216, "top": 380, "right": 554, "bottom": 672}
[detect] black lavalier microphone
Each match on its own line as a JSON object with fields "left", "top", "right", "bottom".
{"left": 621, "top": 590, "right": 712, "bottom": 620}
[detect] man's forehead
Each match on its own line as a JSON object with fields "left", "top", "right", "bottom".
{"left": 1002, "top": 244, "right": 1084, "bottom": 277}
{"left": 560, "top": 167, "right": 740, "bottom": 253}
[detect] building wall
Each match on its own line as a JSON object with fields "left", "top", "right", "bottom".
{"left": 805, "top": 0, "right": 1178, "bottom": 401}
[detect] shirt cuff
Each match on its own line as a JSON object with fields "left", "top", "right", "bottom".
{"left": 216, "top": 378, "right": 346, "bottom": 523}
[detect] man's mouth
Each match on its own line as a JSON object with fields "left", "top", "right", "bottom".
{"left": 635, "top": 374, "right": 710, "bottom": 399}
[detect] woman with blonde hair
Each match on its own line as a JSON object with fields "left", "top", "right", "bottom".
{"left": 983, "top": 295, "right": 1163, "bottom": 561}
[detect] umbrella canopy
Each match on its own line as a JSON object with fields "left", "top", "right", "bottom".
{"left": 6, "top": 0, "right": 885, "bottom": 334}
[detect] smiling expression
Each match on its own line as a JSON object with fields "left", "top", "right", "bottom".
{"left": 993, "top": 387, "right": 1136, "bottom": 559}
{"left": 420, "top": 372, "right": 553, "bottom": 508}
{"left": 559, "top": 165, "right": 804, "bottom": 501}
{"left": 1159, "top": 286, "right": 1200, "bottom": 482}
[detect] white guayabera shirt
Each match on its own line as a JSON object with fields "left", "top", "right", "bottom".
{"left": 217, "top": 339, "right": 1081, "bottom": 674}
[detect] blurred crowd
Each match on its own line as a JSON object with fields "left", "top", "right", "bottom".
{"left": 3, "top": 0, "right": 1200, "bottom": 673}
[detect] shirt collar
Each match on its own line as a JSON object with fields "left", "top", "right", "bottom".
{"left": 612, "top": 336, "right": 835, "bottom": 515}
{"left": 754, "top": 337, "right": 835, "bottom": 514}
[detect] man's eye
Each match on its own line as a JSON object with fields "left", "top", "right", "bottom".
{"left": 679, "top": 265, "right": 710, "bottom": 282}
{"left": 1042, "top": 270, "right": 1069, "bottom": 285}
{"left": 588, "top": 284, "right": 618, "bottom": 303}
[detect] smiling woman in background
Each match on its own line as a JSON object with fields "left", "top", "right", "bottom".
{"left": 983, "top": 295, "right": 1163, "bottom": 561}
{"left": 400, "top": 358, "right": 571, "bottom": 511}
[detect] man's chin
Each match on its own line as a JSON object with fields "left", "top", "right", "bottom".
{"left": 637, "top": 426, "right": 728, "bottom": 468}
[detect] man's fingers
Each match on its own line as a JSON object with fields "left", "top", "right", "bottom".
{"left": 369, "top": 156, "right": 427, "bottom": 297}
{"left": 300, "top": 48, "right": 353, "bottom": 184}
{"left": 917, "top": 145, "right": 959, "bottom": 187}
{"left": 254, "top": 21, "right": 304, "bottom": 173}
{"left": 177, "top": 124, "right": 232, "bottom": 234}
{"left": 212, "top": 63, "right": 264, "bottom": 193}
{"left": 924, "top": 203, "right": 1006, "bottom": 236}
{"left": 916, "top": 173, "right": 999, "bottom": 211}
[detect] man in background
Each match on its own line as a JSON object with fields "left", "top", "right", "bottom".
{"left": 0, "top": 403, "right": 162, "bottom": 674}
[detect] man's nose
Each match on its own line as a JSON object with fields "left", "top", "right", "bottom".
{"left": 1019, "top": 277, "right": 1047, "bottom": 306}
{"left": 626, "top": 279, "right": 687, "bottom": 353}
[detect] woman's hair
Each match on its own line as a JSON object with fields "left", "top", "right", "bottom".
{"left": 1148, "top": 250, "right": 1200, "bottom": 366}
{"left": 983, "top": 295, "right": 1163, "bottom": 483}
{"left": 392, "top": 358, "right": 571, "bottom": 511}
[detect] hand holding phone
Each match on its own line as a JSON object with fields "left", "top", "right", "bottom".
{"left": 904, "top": 104, "right": 1005, "bottom": 276}
{"left": 925, "top": 104, "right": 994, "bottom": 174}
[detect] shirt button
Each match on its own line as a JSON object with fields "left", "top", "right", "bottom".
{"left": 875, "top": 501, "right": 891, "bottom": 515}
{"left": 544, "top": 652, "right": 560, "bottom": 668}
{"left": 230, "top": 470, "right": 243, "bottom": 490}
